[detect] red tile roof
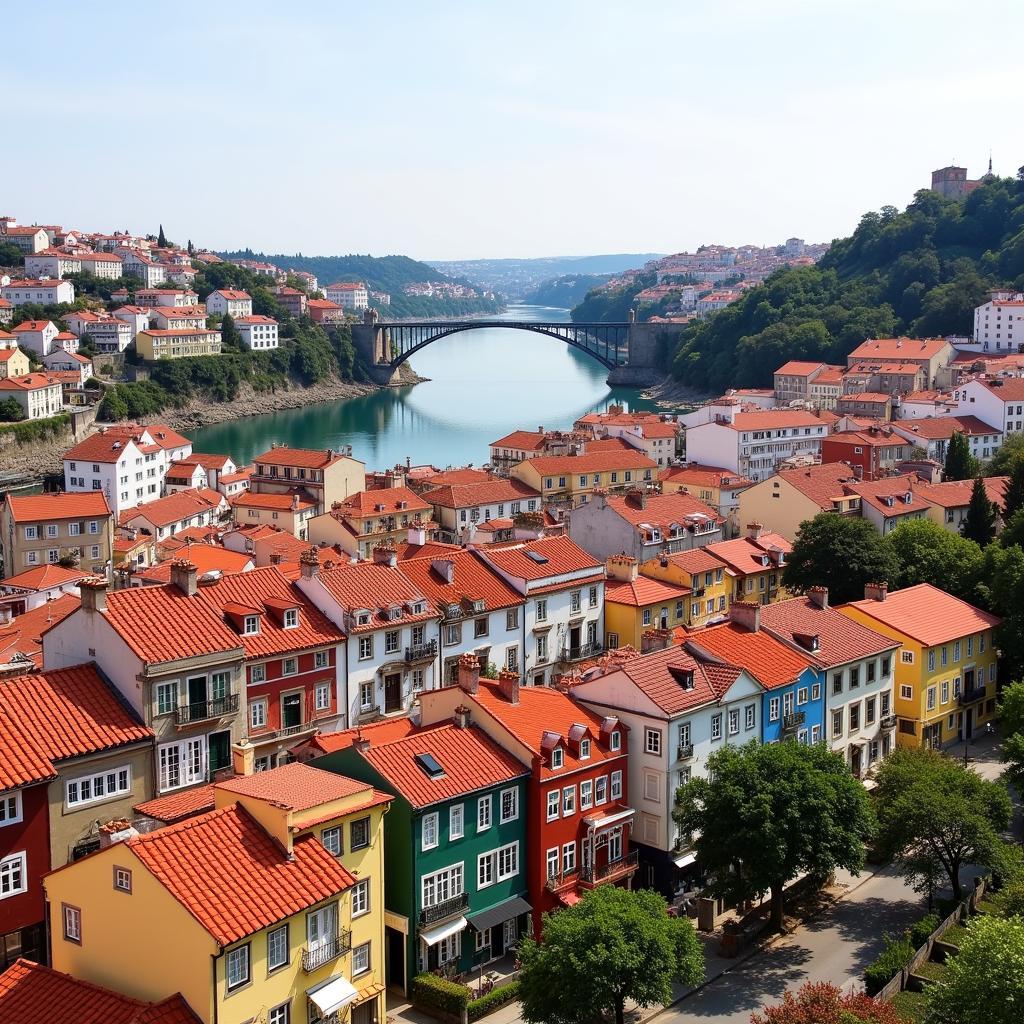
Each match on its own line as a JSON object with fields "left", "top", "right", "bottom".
{"left": 134, "top": 784, "right": 216, "bottom": 824}
{"left": 358, "top": 722, "right": 528, "bottom": 807}
{"left": 0, "top": 564, "right": 89, "bottom": 591}
{"left": 123, "top": 804, "right": 356, "bottom": 945}
{"left": 399, "top": 549, "right": 522, "bottom": 612}
{"left": 0, "top": 664, "right": 152, "bottom": 791}
{"left": 490, "top": 430, "right": 546, "bottom": 451}
{"left": 308, "top": 716, "right": 419, "bottom": 754}
{"left": 892, "top": 415, "right": 1000, "bottom": 439}
{"left": 602, "top": 492, "right": 723, "bottom": 531}
{"left": 254, "top": 446, "right": 354, "bottom": 469}
{"left": 775, "top": 360, "right": 828, "bottom": 376}
{"left": 216, "top": 761, "right": 378, "bottom": 810}
{"left": 179, "top": 452, "right": 233, "bottom": 471}
{"left": 420, "top": 479, "right": 540, "bottom": 509}
{"left": 605, "top": 575, "right": 691, "bottom": 607}
{"left": 847, "top": 337, "right": 951, "bottom": 361}
{"left": 419, "top": 468, "right": 494, "bottom": 486}
{"left": 231, "top": 491, "right": 315, "bottom": 511}
{"left": 914, "top": 476, "right": 1007, "bottom": 510}
{"left": 974, "top": 377, "right": 1024, "bottom": 402}
{"left": 773, "top": 463, "right": 864, "bottom": 510}
{"left": 312, "top": 561, "right": 437, "bottom": 632}
{"left": 721, "top": 410, "right": 829, "bottom": 432}
{"left": 704, "top": 533, "right": 791, "bottom": 576}
{"left": 0, "top": 959, "right": 200, "bottom": 1024}
{"left": 844, "top": 475, "right": 933, "bottom": 517}
{"left": 0, "top": 594, "right": 80, "bottom": 669}
{"left": 525, "top": 450, "right": 657, "bottom": 474}
{"left": 659, "top": 463, "right": 752, "bottom": 490}
{"left": 477, "top": 535, "right": 602, "bottom": 586}
{"left": 649, "top": 548, "right": 727, "bottom": 576}
{"left": 841, "top": 583, "right": 1002, "bottom": 647}
{"left": 761, "top": 596, "right": 899, "bottom": 669}
{"left": 119, "top": 488, "right": 222, "bottom": 529}
{"left": 333, "top": 486, "right": 431, "bottom": 518}
{"left": 210, "top": 289, "right": 251, "bottom": 301}
{"left": 133, "top": 543, "right": 252, "bottom": 582}
{"left": 685, "top": 621, "right": 814, "bottom": 690}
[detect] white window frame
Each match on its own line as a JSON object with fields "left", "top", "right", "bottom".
{"left": 450, "top": 804, "right": 464, "bottom": 840}
{"left": 562, "top": 785, "right": 575, "bottom": 815}
{"left": 0, "top": 852, "right": 27, "bottom": 900}
{"left": 422, "top": 811, "right": 439, "bottom": 851}
{"left": 500, "top": 787, "right": 518, "bottom": 823}
{"left": 65, "top": 765, "right": 131, "bottom": 809}
{"left": 0, "top": 791, "right": 23, "bottom": 828}
{"left": 546, "top": 789, "right": 560, "bottom": 821}
{"left": 610, "top": 770, "right": 623, "bottom": 800}
{"left": 226, "top": 943, "right": 250, "bottom": 991}
{"left": 477, "top": 795, "right": 492, "bottom": 831}
{"left": 352, "top": 878, "right": 370, "bottom": 917}
{"left": 644, "top": 728, "right": 662, "bottom": 755}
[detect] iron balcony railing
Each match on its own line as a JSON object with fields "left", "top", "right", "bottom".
{"left": 958, "top": 688, "right": 986, "bottom": 706}
{"left": 302, "top": 930, "right": 351, "bottom": 972}
{"left": 782, "top": 711, "right": 806, "bottom": 731}
{"left": 879, "top": 714, "right": 898, "bottom": 729}
{"left": 560, "top": 641, "right": 603, "bottom": 661}
{"left": 174, "top": 693, "right": 239, "bottom": 726}
{"left": 419, "top": 892, "right": 469, "bottom": 926}
{"left": 580, "top": 850, "right": 639, "bottom": 885}
{"left": 677, "top": 743, "right": 694, "bottom": 761}
{"left": 545, "top": 868, "right": 579, "bottom": 893}
{"left": 405, "top": 639, "right": 438, "bottom": 662}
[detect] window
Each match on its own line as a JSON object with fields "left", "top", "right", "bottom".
{"left": 498, "top": 842, "right": 519, "bottom": 880}
{"left": 547, "top": 847, "right": 560, "bottom": 879}
{"left": 269, "top": 1005, "right": 289, "bottom": 1024}
{"left": 562, "top": 786, "right": 575, "bottom": 815}
{"left": 422, "top": 812, "right": 439, "bottom": 850}
{"left": 901, "top": 650, "right": 914, "bottom": 664}
{"left": 849, "top": 667, "right": 859, "bottom": 689}
{"left": 478, "top": 852, "right": 495, "bottom": 888}
{"left": 596, "top": 776, "right": 608, "bottom": 804}
{"left": 450, "top": 804, "right": 464, "bottom": 840}
{"left": 24, "top": 526, "right": 38, "bottom": 540}
{"left": 500, "top": 787, "right": 518, "bottom": 822}
{"left": 155, "top": 681, "right": 176, "bottom": 716}
{"left": 422, "top": 864, "right": 464, "bottom": 907}
{"left": 315, "top": 650, "right": 329, "bottom": 669}
{"left": 580, "top": 780, "right": 593, "bottom": 809}
{"left": 61, "top": 902, "right": 80, "bottom": 942}
{"left": 711, "top": 713, "right": 722, "bottom": 741}
{"left": 743, "top": 703, "right": 756, "bottom": 731}
{"left": 113, "top": 866, "right": 132, "bottom": 893}
{"left": 282, "top": 658, "right": 297, "bottom": 676}
{"left": 797, "top": 687, "right": 808, "bottom": 705}
{"left": 954, "top": 641, "right": 961, "bottom": 662}
{"left": 900, "top": 684, "right": 913, "bottom": 700}
{"left": 350, "top": 816, "right": 370, "bottom": 850}
{"left": 243, "top": 614, "right": 260, "bottom": 635}
{"left": 607, "top": 632, "right": 619, "bottom": 649}
{"left": 546, "top": 790, "right": 560, "bottom": 820}
{"left": 322, "top": 826, "right": 342, "bottom": 856}
{"left": 579, "top": 738, "right": 592, "bottom": 761}
{"left": 866, "top": 696, "right": 876, "bottom": 724}
{"left": 849, "top": 703, "right": 860, "bottom": 731}
{"left": 928, "top": 650, "right": 936, "bottom": 671}
{"left": 65, "top": 766, "right": 131, "bottom": 808}
{"left": 478, "top": 795, "right": 492, "bottom": 831}
{"left": 589, "top": 586, "right": 599, "bottom": 608}
{"left": 642, "top": 609, "right": 652, "bottom": 626}
{"left": 352, "top": 878, "right": 370, "bottom": 917}
{"left": 811, "top": 683, "right": 821, "bottom": 701}
{"left": 941, "top": 680, "right": 950, "bottom": 704}
{"left": 250, "top": 700, "right": 267, "bottom": 730}
{"left": 506, "top": 608, "right": 519, "bottom": 630}
{"left": 728, "top": 708, "right": 740, "bottom": 736}
{"left": 536, "top": 599, "right": 547, "bottom": 622}
{"left": 644, "top": 728, "right": 662, "bottom": 755}
{"left": 385, "top": 630, "right": 400, "bottom": 654}
{"left": 769, "top": 697, "right": 780, "bottom": 722}
{"left": 359, "top": 681, "right": 375, "bottom": 710}
{"left": 611, "top": 770, "right": 623, "bottom": 800}
{"left": 927, "top": 686, "right": 937, "bottom": 711}
{"left": 610, "top": 730, "right": 621, "bottom": 752}
{"left": 0, "top": 792, "right": 23, "bottom": 827}
{"left": 562, "top": 842, "right": 576, "bottom": 874}
{"left": 352, "top": 941, "right": 371, "bottom": 976}
{"left": 250, "top": 663, "right": 267, "bottom": 684}
{"left": 226, "top": 944, "right": 250, "bottom": 991}
{"left": 570, "top": 591, "right": 581, "bottom": 614}
{"left": 550, "top": 747, "right": 563, "bottom": 768}
{"left": 358, "top": 636, "right": 373, "bottom": 660}
{"left": 315, "top": 684, "right": 331, "bottom": 711}
{"left": 536, "top": 634, "right": 548, "bottom": 663}
{"left": 267, "top": 924, "right": 289, "bottom": 971}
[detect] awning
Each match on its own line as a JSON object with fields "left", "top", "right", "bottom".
{"left": 420, "top": 915, "right": 468, "bottom": 946}
{"left": 308, "top": 976, "right": 358, "bottom": 1016}
{"left": 583, "top": 806, "right": 635, "bottom": 831}
{"left": 673, "top": 851, "right": 697, "bottom": 868}
{"left": 467, "top": 896, "right": 533, "bottom": 933}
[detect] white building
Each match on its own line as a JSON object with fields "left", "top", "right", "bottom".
{"left": 10, "top": 320, "right": 59, "bottom": 357}
{"left": 235, "top": 315, "right": 279, "bottom": 350}
{"left": 41, "top": 350, "right": 93, "bottom": 383}
{"left": 77, "top": 252, "right": 123, "bottom": 279}
{"left": 325, "top": 282, "right": 369, "bottom": 310}
{"left": 112, "top": 305, "right": 150, "bottom": 339}
{"left": 134, "top": 289, "right": 199, "bottom": 308}
{"left": 24, "top": 250, "right": 81, "bottom": 279}
{"left": 684, "top": 408, "right": 828, "bottom": 482}
{"left": 1, "top": 279, "right": 76, "bottom": 306}
{"left": 0, "top": 372, "right": 64, "bottom": 419}
{"left": 119, "top": 250, "right": 167, "bottom": 287}
{"left": 148, "top": 306, "right": 209, "bottom": 331}
{"left": 951, "top": 377, "right": 1024, "bottom": 442}
{"left": 206, "top": 289, "right": 253, "bottom": 318}
{"left": 890, "top": 414, "right": 1003, "bottom": 464}
{"left": 973, "top": 292, "right": 1024, "bottom": 352}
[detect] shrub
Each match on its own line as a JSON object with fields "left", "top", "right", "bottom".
{"left": 864, "top": 932, "right": 915, "bottom": 995}
{"left": 909, "top": 912, "right": 941, "bottom": 948}
{"left": 0, "top": 412, "right": 70, "bottom": 445}
{"left": 411, "top": 973, "right": 470, "bottom": 1017}
{"left": 468, "top": 980, "right": 519, "bottom": 1021}
{"left": 999, "top": 880, "right": 1024, "bottom": 918}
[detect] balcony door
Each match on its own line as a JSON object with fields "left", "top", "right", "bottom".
{"left": 783, "top": 692, "right": 794, "bottom": 718}
{"left": 607, "top": 828, "right": 623, "bottom": 864}
{"left": 384, "top": 674, "right": 402, "bottom": 714}
{"left": 308, "top": 903, "right": 337, "bottom": 954}
{"left": 282, "top": 693, "right": 302, "bottom": 731}
{"left": 187, "top": 675, "right": 207, "bottom": 717}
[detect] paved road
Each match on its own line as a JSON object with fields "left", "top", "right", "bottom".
{"left": 664, "top": 865, "right": 924, "bottom": 1023}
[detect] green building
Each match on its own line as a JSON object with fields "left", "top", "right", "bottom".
{"left": 311, "top": 716, "right": 530, "bottom": 994}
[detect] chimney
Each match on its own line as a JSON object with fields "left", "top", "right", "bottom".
{"left": 231, "top": 738, "right": 254, "bottom": 777}
{"left": 407, "top": 523, "right": 426, "bottom": 547}
{"left": 0, "top": 605, "right": 12, "bottom": 627}
{"left": 606, "top": 554, "right": 639, "bottom": 583}
{"left": 170, "top": 559, "right": 198, "bottom": 597}
{"left": 291, "top": 493, "right": 300, "bottom": 510}
{"left": 746, "top": 522, "right": 764, "bottom": 542}
{"left": 372, "top": 542, "right": 397, "bottom": 569}
{"left": 808, "top": 586, "right": 829, "bottom": 610}
{"left": 497, "top": 667, "right": 520, "bottom": 705}
{"left": 729, "top": 600, "right": 761, "bottom": 632}
{"left": 432, "top": 558, "right": 455, "bottom": 584}
{"left": 454, "top": 704, "right": 472, "bottom": 729}
{"left": 864, "top": 581, "right": 889, "bottom": 602}
{"left": 300, "top": 547, "right": 320, "bottom": 579}
{"left": 852, "top": 464, "right": 864, "bottom": 481}
{"left": 625, "top": 488, "right": 646, "bottom": 509}
{"left": 457, "top": 652, "right": 480, "bottom": 694}
{"left": 354, "top": 733, "right": 371, "bottom": 754}
{"left": 79, "top": 577, "right": 108, "bottom": 613}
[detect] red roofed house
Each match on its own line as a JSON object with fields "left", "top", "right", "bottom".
{"left": 844, "top": 475, "right": 933, "bottom": 535}
{"left": 206, "top": 290, "right": 252, "bottom": 318}
{"left": 130, "top": 542, "right": 253, "bottom": 587}
{"left": 915, "top": 476, "right": 1008, "bottom": 534}
{"left": 9, "top": 321, "right": 59, "bottom": 358}
{"left": 835, "top": 391, "right": 893, "bottom": 420}
{"left": 119, "top": 487, "right": 225, "bottom": 543}
{"left": 230, "top": 489, "right": 318, "bottom": 539}
{"left": 309, "top": 486, "right": 435, "bottom": 559}
{"left": 0, "top": 335, "right": 30, "bottom": 380}
{"left": 773, "top": 360, "right": 838, "bottom": 404}
{"left": 418, "top": 478, "right": 541, "bottom": 544}
{"left": 325, "top": 282, "right": 369, "bottom": 310}
{"left": 307, "top": 298, "right": 346, "bottom": 325}
{"left": 419, "top": 669, "right": 635, "bottom": 937}
{"left": 510, "top": 449, "right": 657, "bottom": 506}
{"left": 250, "top": 445, "right": 365, "bottom": 516}
{"left": 845, "top": 337, "right": 954, "bottom": 387}
{"left": 0, "top": 373, "right": 64, "bottom": 421}
{"left": 820, "top": 426, "right": 913, "bottom": 480}
{"left": 1, "top": 280, "right": 75, "bottom": 308}
{"left": 0, "top": 563, "right": 89, "bottom": 613}
{"left": 890, "top": 414, "right": 1003, "bottom": 464}
{"left": 952, "top": 376, "right": 1024, "bottom": 453}
{"left": 659, "top": 463, "right": 753, "bottom": 536}
{"left": 0, "top": 664, "right": 153, "bottom": 969}
{"left": 235, "top": 315, "right": 279, "bottom": 350}
{"left": 703, "top": 522, "right": 792, "bottom": 604}
{"left": 602, "top": 555, "right": 695, "bottom": 650}
{"left": 0, "top": 594, "right": 80, "bottom": 671}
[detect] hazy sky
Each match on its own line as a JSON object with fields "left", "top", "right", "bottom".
{"left": 7, "top": 1, "right": 1022, "bottom": 260}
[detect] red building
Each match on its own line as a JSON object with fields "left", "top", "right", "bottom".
{"left": 419, "top": 662, "right": 635, "bottom": 936}
{"left": 820, "top": 427, "right": 912, "bottom": 481}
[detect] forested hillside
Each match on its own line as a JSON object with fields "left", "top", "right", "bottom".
{"left": 668, "top": 175, "right": 1024, "bottom": 392}
{"left": 524, "top": 273, "right": 613, "bottom": 307}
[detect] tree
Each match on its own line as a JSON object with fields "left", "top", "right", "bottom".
{"left": 783, "top": 513, "right": 901, "bottom": 605}
{"left": 157, "top": 224, "right": 167, "bottom": 248}
{"left": 220, "top": 312, "right": 242, "bottom": 350}
{"left": 977, "top": 543, "right": 1024, "bottom": 683}
{"left": 1001, "top": 509, "right": 1024, "bottom": 550}
{"left": 674, "top": 741, "right": 873, "bottom": 931}
{"left": 751, "top": 981, "right": 906, "bottom": 1024}
{"left": 885, "top": 519, "right": 984, "bottom": 603}
{"left": 1002, "top": 458, "right": 1024, "bottom": 522}
{"left": 0, "top": 397, "right": 25, "bottom": 422}
{"left": 873, "top": 748, "right": 1011, "bottom": 902}
{"left": 517, "top": 886, "right": 704, "bottom": 1024}
{"left": 944, "top": 431, "right": 979, "bottom": 481}
{"left": 987, "top": 432, "right": 1024, "bottom": 477}
{"left": 999, "top": 681, "right": 1024, "bottom": 792}
{"left": 961, "top": 476, "right": 997, "bottom": 545}
{"left": 924, "top": 915, "right": 1024, "bottom": 1024}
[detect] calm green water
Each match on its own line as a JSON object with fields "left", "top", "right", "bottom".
{"left": 191, "top": 305, "right": 660, "bottom": 470}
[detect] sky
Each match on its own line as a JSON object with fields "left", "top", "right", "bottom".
{"left": 7, "top": 1, "right": 1024, "bottom": 261}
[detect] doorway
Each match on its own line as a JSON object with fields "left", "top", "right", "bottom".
{"left": 385, "top": 926, "right": 405, "bottom": 992}
{"left": 186, "top": 675, "right": 207, "bottom": 718}
{"left": 282, "top": 693, "right": 302, "bottom": 731}
{"left": 568, "top": 625, "right": 581, "bottom": 658}
{"left": 384, "top": 674, "right": 403, "bottom": 714}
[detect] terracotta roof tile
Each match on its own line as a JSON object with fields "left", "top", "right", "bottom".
{"left": 477, "top": 536, "right": 602, "bottom": 584}
{"left": 0, "top": 564, "right": 88, "bottom": 591}
{"left": 602, "top": 492, "right": 723, "bottom": 531}
{"left": 659, "top": 463, "right": 752, "bottom": 490}
{"left": 231, "top": 491, "right": 315, "bottom": 511}
{"left": 133, "top": 543, "right": 252, "bottom": 582}
{"left": 0, "top": 594, "right": 80, "bottom": 669}
{"left": 313, "top": 561, "right": 437, "bottom": 632}
{"left": 215, "top": 761, "right": 376, "bottom": 810}
{"left": 847, "top": 337, "right": 951, "bottom": 361}
{"left": 773, "top": 462, "right": 864, "bottom": 510}
{"left": 5, "top": 491, "right": 111, "bottom": 522}
{"left": 420, "top": 468, "right": 494, "bottom": 486}
{"left": 490, "top": 430, "right": 546, "bottom": 451}
{"left": 605, "top": 575, "right": 691, "bottom": 607}
{"left": 685, "top": 621, "right": 814, "bottom": 690}
{"left": 704, "top": 533, "right": 791, "bottom": 576}
{"left": 309, "top": 716, "right": 419, "bottom": 754}
{"left": 254, "top": 446, "right": 355, "bottom": 469}
{"left": 650, "top": 548, "right": 727, "bottom": 576}
{"left": 891, "top": 415, "right": 1000, "bottom": 439}
{"left": 914, "top": 476, "right": 1007, "bottom": 510}
{"left": 525, "top": 450, "right": 657, "bottom": 474}
{"left": 420, "top": 479, "right": 540, "bottom": 509}
{"left": 119, "top": 488, "right": 222, "bottom": 529}
{"left": 333, "top": 487, "right": 431, "bottom": 517}
{"left": 134, "top": 784, "right": 216, "bottom": 824}
{"left": 399, "top": 550, "right": 522, "bottom": 613}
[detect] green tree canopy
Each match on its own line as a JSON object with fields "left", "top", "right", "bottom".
{"left": 924, "top": 915, "right": 1024, "bottom": 1024}
{"left": 0, "top": 397, "right": 25, "bottom": 422}
{"left": 885, "top": 518, "right": 984, "bottom": 602}
{"left": 674, "top": 741, "right": 873, "bottom": 930}
{"left": 987, "top": 432, "right": 1024, "bottom": 477}
{"left": 961, "top": 476, "right": 997, "bottom": 545}
{"left": 1001, "top": 457, "right": 1024, "bottom": 522}
{"left": 751, "top": 981, "right": 907, "bottom": 1024}
{"left": 998, "top": 681, "right": 1024, "bottom": 793}
{"left": 944, "top": 431, "right": 980, "bottom": 481}
{"left": 157, "top": 224, "right": 167, "bottom": 248}
{"left": 517, "top": 886, "right": 704, "bottom": 1024}
{"left": 220, "top": 311, "right": 242, "bottom": 351}
{"left": 1001, "top": 509, "right": 1024, "bottom": 550}
{"left": 783, "top": 513, "right": 901, "bottom": 605}
{"left": 873, "top": 748, "right": 1012, "bottom": 902}
{"left": 976, "top": 544, "right": 1024, "bottom": 682}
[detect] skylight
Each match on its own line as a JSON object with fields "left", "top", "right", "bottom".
{"left": 526, "top": 550, "right": 549, "bottom": 564}
{"left": 415, "top": 752, "right": 446, "bottom": 779}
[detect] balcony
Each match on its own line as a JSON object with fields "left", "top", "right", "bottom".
{"left": 560, "top": 641, "right": 603, "bottom": 662}
{"left": 677, "top": 742, "right": 694, "bottom": 761}
{"left": 419, "top": 892, "right": 469, "bottom": 926}
{"left": 357, "top": 704, "right": 382, "bottom": 723}
{"left": 310, "top": 1015, "right": 342, "bottom": 1024}
{"left": 958, "top": 688, "right": 987, "bottom": 706}
{"left": 782, "top": 711, "right": 806, "bottom": 732}
{"left": 302, "top": 930, "right": 351, "bottom": 972}
{"left": 580, "top": 850, "right": 639, "bottom": 887}
{"left": 545, "top": 869, "right": 579, "bottom": 894}
{"left": 879, "top": 714, "right": 897, "bottom": 730}
{"left": 405, "top": 639, "right": 438, "bottom": 663}
{"left": 174, "top": 693, "right": 239, "bottom": 726}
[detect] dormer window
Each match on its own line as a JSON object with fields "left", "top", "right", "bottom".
{"left": 550, "top": 748, "right": 564, "bottom": 769}
{"left": 580, "top": 738, "right": 591, "bottom": 760}
{"left": 283, "top": 608, "right": 298, "bottom": 629}
{"left": 413, "top": 601, "right": 425, "bottom": 615}
{"left": 244, "top": 615, "right": 260, "bottom": 635}
{"left": 610, "top": 731, "right": 621, "bottom": 751}
{"left": 357, "top": 612, "right": 371, "bottom": 626}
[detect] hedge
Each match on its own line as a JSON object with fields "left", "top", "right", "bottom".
{"left": 0, "top": 412, "right": 70, "bottom": 445}
{"left": 412, "top": 973, "right": 470, "bottom": 1017}
{"left": 468, "top": 980, "right": 520, "bottom": 1021}
{"left": 909, "top": 912, "right": 940, "bottom": 949}
{"left": 864, "top": 933, "right": 915, "bottom": 995}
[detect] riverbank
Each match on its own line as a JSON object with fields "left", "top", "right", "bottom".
{"left": 641, "top": 375, "right": 712, "bottom": 410}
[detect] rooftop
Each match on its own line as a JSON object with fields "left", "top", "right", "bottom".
{"left": 605, "top": 575, "right": 691, "bottom": 607}
{"left": 399, "top": 549, "right": 522, "bottom": 613}
{"left": 4, "top": 490, "right": 111, "bottom": 523}
{"left": 479, "top": 535, "right": 603, "bottom": 585}
{"left": 253, "top": 446, "right": 360, "bottom": 470}
{"left": 686, "top": 620, "right": 814, "bottom": 690}
{"left": 419, "top": 478, "right": 540, "bottom": 509}
{"left": 215, "top": 762, "right": 377, "bottom": 811}
{"left": 0, "top": 594, "right": 80, "bottom": 669}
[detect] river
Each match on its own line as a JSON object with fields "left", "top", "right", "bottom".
{"left": 191, "top": 305, "right": 666, "bottom": 470}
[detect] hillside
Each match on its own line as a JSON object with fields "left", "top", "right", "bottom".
{"left": 523, "top": 273, "right": 613, "bottom": 307}
{"left": 669, "top": 176, "right": 1024, "bottom": 392}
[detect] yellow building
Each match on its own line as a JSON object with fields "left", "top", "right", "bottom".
{"left": 45, "top": 761, "right": 390, "bottom": 1024}
{"left": 839, "top": 582, "right": 1001, "bottom": 749}
{"left": 0, "top": 338, "right": 31, "bottom": 378}
{"left": 640, "top": 547, "right": 731, "bottom": 628}
{"left": 231, "top": 490, "right": 318, "bottom": 539}
{"left": 135, "top": 328, "right": 222, "bottom": 360}
{"left": 603, "top": 554, "right": 692, "bottom": 650}
{"left": 702, "top": 524, "right": 792, "bottom": 606}
{"left": 510, "top": 450, "right": 657, "bottom": 507}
